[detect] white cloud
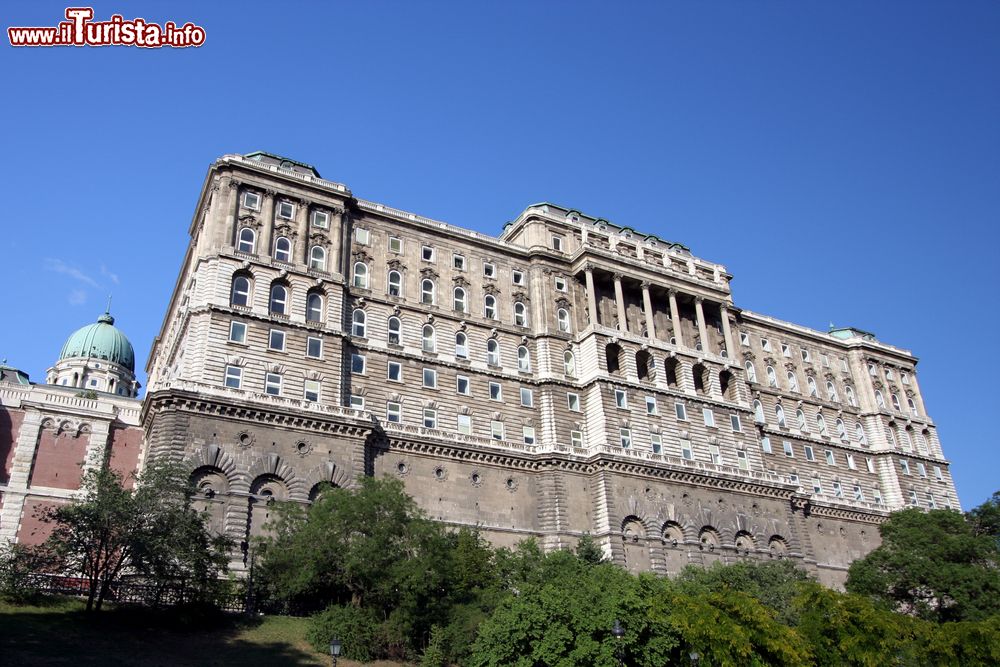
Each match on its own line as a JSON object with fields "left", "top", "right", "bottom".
{"left": 68, "top": 289, "right": 87, "bottom": 305}
{"left": 100, "top": 264, "right": 120, "bottom": 285}
{"left": 44, "top": 258, "right": 100, "bottom": 288}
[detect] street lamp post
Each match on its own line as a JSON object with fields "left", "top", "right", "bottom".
{"left": 329, "top": 637, "right": 342, "bottom": 667}
{"left": 611, "top": 619, "right": 625, "bottom": 666}
{"left": 689, "top": 650, "right": 701, "bottom": 666}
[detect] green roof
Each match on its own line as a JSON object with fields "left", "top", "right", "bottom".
{"left": 58, "top": 312, "right": 135, "bottom": 372}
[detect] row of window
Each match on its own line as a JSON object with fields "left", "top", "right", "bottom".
{"left": 753, "top": 400, "right": 865, "bottom": 443}
{"left": 224, "top": 365, "right": 322, "bottom": 402}
{"left": 745, "top": 361, "right": 861, "bottom": 407}
{"left": 237, "top": 228, "right": 331, "bottom": 271}
{"left": 741, "top": 332, "right": 848, "bottom": 371}
{"left": 241, "top": 192, "right": 332, "bottom": 228}
{"left": 230, "top": 321, "right": 326, "bottom": 358}
{"left": 868, "top": 361, "right": 912, "bottom": 386}
{"left": 356, "top": 227, "right": 565, "bottom": 264}
{"left": 231, "top": 274, "right": 326, "bottom": 321}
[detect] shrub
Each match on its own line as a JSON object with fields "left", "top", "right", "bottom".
{"left": 306, "top": 604, "right": 383, "bottom": 663}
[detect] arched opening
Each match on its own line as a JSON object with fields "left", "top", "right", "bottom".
{"left": 605, "top": 343, "right": 623, "bottom": 375}
{"left": 306, "top": 290, "right": 324, "bottom": 322}
{"left": 719, "top": 369, "right": 734, "bottom": 400}
{"left": 191, "top": 466, "right": 228, "bottom": 536}
{"left": 692, "top": 363, "right": 708, "bottom": 396}
{"left": 635, "top": 350, "right": 653, "bottom": 382}
{"left": 248, "top": 474, "right": 289, "bottom": 541}
{"left": 664, "top": 357, "right": 679, "bottom": 389}
{"left": 734, "top": 531, "right": 755, "bottom": 556}
{"left": 231, "top": 273, "right": 252, "bottom": 307}
{"left": 622, "top": 517, "right": 650, "bottom": 574}
{"left": 269, "top": 282, "right": 289, "bottom": 315}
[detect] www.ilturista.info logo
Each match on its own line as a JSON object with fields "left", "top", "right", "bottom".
{"left": 8, "top": 7, "right": 205, "bottom": 48}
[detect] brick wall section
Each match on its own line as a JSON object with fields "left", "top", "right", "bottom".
{"left": 0, "top": 407, "right": 23, "bottom": 483}
{"left": 16, "top": 499, "right": 64, "bottom": 546}
{"left": 108, "top": 424, "right": 143, "bottom": 489}
{"left": 30, "top": 430, "right": 87, "bottom": 490}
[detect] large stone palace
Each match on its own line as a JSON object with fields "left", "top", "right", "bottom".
{"left": 0, "top": 152, "right": 959, "bottom": 587}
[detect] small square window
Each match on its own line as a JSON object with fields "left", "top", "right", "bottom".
{"left": 646, "top": 396, "right": 658, "bottom": 415}
{"left": 306, "top": 336, "right": 322, "bottom": 359}
{"left": 551, "top": 235, "right": 564, "bottom": 252}
{"left": 387, "top": 402, "right": 402, "bottom": 423}
{"left": 457, "top": 375, "right": 471, "bottom": 395}
{"left": 614, "top": 389, "right": 628, "bottom": 409}
{"left": 783, "top": 441, "right": 794, "bottom": 458}
{"left": 761, "top": 436, "right": 772, "bottom": 454}
{"left": 422, "top": 245, "right": 435, "bottom": 262}
{"left": 242, "top": 192, "right": 261, "bottom": 211}
{"left": 388, "top": 361, "right": 403, "bottom": 382}
{"left": 825, "top": 450, "right": 836, "bottom": 466}
{"left": 651, "top": 433, "right": 662, "bottom": 454}
{"left": 702, "top": 408, "right": 715, "bottom": 427}
{"left": 388, "top": 236, "right": 403, "bottom": 254}
{"left": 304, "top": 380, "right": 321, "bottom": 402}
{"left": 224, "top": 365, "right": 242, "bottom": 389}
{"left": 520, "top": 387, "right": 533, "bottom": 407}
{"left": 229, "top": 321, "right": 247, "bottom": 343}
{"left": 512, "top": 270, "right": 525, "bottom": 285}
{"left": 277, "top": 201, "right": 295, "bottom": 220}
{"left": 675, "top": 403, "right": 687, "bottom": 421}
{"left": 490, "top": 420, "right": 504, "bottom": 440}
{"left": 348, "top": 394, "right": 364, "bottom": 410}
{"left": 804, "top": 445, "right": 815, "bottom": 461}
{"left": 311, "top": 210, "right": 329, "bottom": 228}
{"left": 264, "top": 372, "right": 282, "bottom": 396}
{"left": 489, "top": 382, "right": 502, "bottom": 401}
{"left": 423, "top": 368, "right": 437, "bottom": 388}
{"left": 268, "top": 329, "right": 286, "bottom": 351}
{"left": 554, "top": 277, "right": 567, "bottom": 292}
{"left": 730, "top": 414, "right": 741, "bottom": 432}
{"left": 483, "top": 262, "right": 496, "bottom": 278}
{"left": 619, "top": 428, "right": 632, "bottom": 448}
{"left": 567, "top": 393, "right": 581, "bottom": 412}
{"left": 522, "top": 426, "right": 536, "bottom": 445}
{"left": 570, "top": 430, "right": 584, "bottom": 448}
{"left": 351, "top": 353, "right": 366, "bottom": 375}
{"left": 355, "top": 228, "right": 370, "bottom": 245}
{"left": 423, "top": 408, "right": 437, "bottom": 429}
{"left": 457, "top": 414, "right": 472, "bottom": 435}
{"left": 453, "top": 254, "right": 466, "bottom": 270}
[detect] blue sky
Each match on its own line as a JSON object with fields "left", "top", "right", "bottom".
{"left": 2, "top": 1, "right": 997, "bottom": 507}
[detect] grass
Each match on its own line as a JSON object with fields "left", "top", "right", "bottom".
{"left": 0, "top": 596, "right": 407, "bottom": 666}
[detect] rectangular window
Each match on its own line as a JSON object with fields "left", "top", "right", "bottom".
{"left": 909, "top": 490, "right": 918, "bottom": 506}
{"left": 306, "top": 336, "right": 322, "bottom": 359}
{"left": 675, "top": 402, "right": 687, "bottom": 421}
{"left": 423, "top": 368, "right": 437, "bottom": 389}
{"left": 268, "top": 329, "right": 286, "bottom": 351}
{"left": 781, "top": 343, "right": 791, "bottom": 357}
{"left": 646, "top": 396, "right": 658, "bottom": 415}
{"left": 874, "top": 487, "right": 883, "bottom": 505}
{"left": 567, "top": 393, "right": 581, "bottom": 412}
{"left": 761, "top": 436, "right": 772, "bottom": 454}
{"left": 457, "top": 414, "right": 472, "bottom": 435}
{"left": 242, "top": 191, "right": 261, "bottom": 210}
{"left": 489, "top": 381, "right": 502, "bottom": 401}
{"left": 825, "top": 450, "right": 836, "bottom": 466}
{"left": 277, "top": 201, "right": 295, "bottom": 220}
{"left": 453, "top": 253, "right": 466, "bottom": 270}
{"left": 351, "top": 353, "right": 366, "bottom": 375}
{"left": 619, "top": 428, "right": 632, "bottom": 448}
{"left": 789, "top": 473, "right": 800, "bottom": 486}
{"left": 651, "top": 434, "right": 662, "bottom": 454}
{"left": 866, "top": 457, "right": 876, "bottom": 473}
{"left": 841, "top": 358, "right": 849, "bottom": 372}
{"left": 512, "top": 269, "right": 525, "bottom": 285}
{"left": 813, "top": 478, "right": 823, "bottom": 495}
{"left": 224, "top": 365, "right": 242, "bottom": 389}
{"left": 571, "top": 430, "right": 584, "bottom": 448}
{"left": 520, "top": 387, "right": 533, "bottom": 407}
{"left": 730, "top": 414, "right": 742, "bottom": 432}
{"left": 554, "top": 276, "right": 567, "bottom": 292}
{"left": 847, "top": 454, "right": 856, "bottom": 470}
{"left": 523, "top": 426, "right": 536, "bottom": 445}
{"left": 264, "top": 372, "right": 282, "bottom": 396}
{"left": 491, "top": 420, "right": 504, "bottom": 440}
{"left": 927, "top": 493, "right": 936, "bottom": 509}
{"left": 934, "top": 465, "right": 943, "bottom": 481}
{"left": 388, "top": 236, "right": 403, "bottom": 253}
{"left": 902, "top": 372, "right": 910, "bottom": 385}
{"left": 354, "top": 228, "right": 370, "bottom": 245}
{"left": 457, "top": 375, "right": 471, "bottom": 395}
{"left": 304, "top": 380, "right": 321, "bottom": 402}
{"left": 737, "top": 449, "right": 749, "bottom": 471}
{"left": 804, "top": 445, "right": 815, "bottom": 461}
{"left": 917, "top": 462, "right": 927, "bottom": 478}
{"left": 833, "top": 481, "right": 843, "bottom": 498}
{"left": 615, "top": 389, "right": 628, "bottom": 409}
{"left": 900, "top": 459, "right": 910, "bottom": 475}
{"left": 421, "top": 245, "right": 435, "bottom": 262}
{"left": 702, "top": 408, "right": 715, "bottom": 427}
{"left": 681, "top": 440, "right": 693, "bottom": 460}
{"left": 388, "top": 361, "right": 403, "bottom": 382}
{"left": 229, "top": 321, "right": 247, "bottom": 343}
{"left": 422, "top": 408, "right": 437, "bottom": 429}
{"left": 801, "top": 348, "right": 811, "bottom": 362}
{"left": 551, "top": 235, "right": 564, "bottom": 252}
{"left": 483, "top": 262, "right": 496, "bottom": 278}
{"left": 821, "top": 354, "right": 830, "bottom": 367}
{"left": 387, "top": 402, "right": 402, "bottom": 423}
{"left": 740, "top": 332, "right": 750, "bottom": 346}
{"left": 349, "top": 394, "right": 364, "bottom": 410}
{"left": 761, "top": 338, "right": 771, "bottom": 352}
{"left": 783, "top": 441, "right": 794, "bottom": 458}
{"left": 311, "top": 210, "right": 329, "bottom": 228}
{"left": 709, "top": 444, "right": 722, "bottom": 465}
{"left": 854, "top": 484, "right": 865, "bottom": 501}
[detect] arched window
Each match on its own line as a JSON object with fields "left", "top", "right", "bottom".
{"left": 387, "top": 317, "right": 402, "bottom": 345}
{"left": 606, "top": 343, "right": 622, "bottom": 375}
{"left": 351, "top": 309, "right": 367, "bottom": 337}
{"left": 753, "top": 400, "right": 765, "bottom": 424}
{"left": 421, "top": 279, "right": 435, "bottom": 305}
{"left": 274, "top": 237, "right": 291, "bottom": 262}
{"left": 231, "top": 274, "right": 251, "bottom": 307}
{"left": 664, "top": 357, "right": 679, "bottom": 388}
{"left": 766, "top": 366, "right": 777, "bottom": 388}
{"left": 484, "top": 295, "right": 497, "bottom": 319}
{"left": 557, "top": 308, "right": 571, "bottom": 332}
{"left": 517, "top": 345, "right": 531, "bottom": 372}
{"left": 387, "top": 270, "right": 402, "bottom": 297}
{"left": 269, "top": 283, "right": 288, "bottom": 315}
{"left": 352, "top": 262, "right": 368, "bottom": 288}
{"left": 817, "top": 414, "right": 828, "bottom": 436}
{"left": 636, "top": 350, "right": 654, "bottom": 382}
{"left": 903, "top": 426, "right": 914, "bottom": 451}
{"left": 796, "top": 409, "right": 807, "bottom": 430}
{"left": 310, "top": 246, "right": 327, "bottom": 271}
{"left": 775, "top": 404, "right": 786, "bottom": 428}
{"left": 856, "top": 423, "right": 867, "bottom": 446}
{"left": 422, "top": 324, "right": 436, "bottom": 353}
{"left": 455, "top": 332, "right": 469, "bottom": 359}
{"left": 787, "top": 371, "right": 799, "bottom": 393}
{"left": 836, "top": 418, "right": 847, "bottom": 440}
{"left": 237, "top": 227, "right": 256, "bottom": 253}
{"left": 454, "top": 287, "right": 467, "bottom": 312}
{"left": 744, "top": 361, "right": 757, "bottom": 383}
{"left": 875, "top": 390, "right": 885, "bottom": 409}
{"left": 826, "top": 381, "right": 839, "bottom": 402}
{"left": 486, "top": 339, "right": 500, "bottom": 366}
{"left": 692, "top": 363, "right": 708, "bottom": 395}
{"left": 891, "top": 393, "right": 902, "bottom": 411}
{"left": 514, "top": 302, "right": 527, "bottom": 327}
{"left": 845, "top": 385, "right": 857, "bottom": 407}
{"left": 807, "top": 376, "right": 818, "bottom": 397}
{"left": 908, "top": 398, "right": 917, "bottom": 416}
{"left": 306, "top": 291, "right": 323, "bottom": 322}
{"left": 563, "top": 350, "right": 577, "bottom": 376}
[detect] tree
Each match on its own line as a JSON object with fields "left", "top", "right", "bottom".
{"left": 968, "top": 491, "right": 1000, "bottom": 543}
{"left": 574, "top": 533, "right": 607, "bottom": 565}
{"left": 846, "top": 507, "right": 1000, "bottom": 622}
{"left": 36, "top": 462, "right": 231, "bottom": 612}
{"left": 675, "top": 559, "right": 811, "bottom": 625}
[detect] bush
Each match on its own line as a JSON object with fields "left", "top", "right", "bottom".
{"left": 419, "top": 625, "right": 448, "bottom": 667}
{"left": 306, "top": 604, "right": 383, "bottom": 663}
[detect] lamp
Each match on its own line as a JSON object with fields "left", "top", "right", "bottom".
{"left": 330, "top": 637, "right": 342, "bottom": 667}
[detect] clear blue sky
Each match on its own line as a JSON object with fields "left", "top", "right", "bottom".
{"left": 2, "top": 1, "right": 997, "bottom": 507}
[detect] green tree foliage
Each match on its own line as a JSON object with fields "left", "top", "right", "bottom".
{"left": 968, "top": 491, "right": 1000, "bottom": 543}
{"left": 845, "top": 507, "right": 1000, "bottom": 622}
{"left": 675, "top": 559, "right": 810, "bottom": 625}
{"left": 306, "top": 604, "right": 384, "bottom": 663}
{"left": 574, "top": 533, "right": 606, "bottom": 565}
{"left": 34, "top": 463, "right": 231, "bottom": 612}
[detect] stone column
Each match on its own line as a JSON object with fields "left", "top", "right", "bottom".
{"left": 296, "top": 199, "right": 310, "bottom": 264}
{"left": 613, "top": 273, "right": 628, "bottom": 333}
{"left": 719, "top": 304, "right": 736, "bottom": 360}
{"left": 0, "top": 409, "right": 43, "bottom": 542}
{"left": 259, "top": 190, "right": 276, "bottom": 257}
{"left": 694, "top": 297, "right": 709, "bottom": 352}
{"left": 641, "top": 282, "right": 656, "bottom": 339}
{"left": 668, "top": 289, "right": 685, "bottom": 348}
{"left": 330, "top": 206, "right": 347, "bottom": 277}
{"left": 216, "top": 177, "right": 239, "bottom": 252}
{"left": 584, "top": 266, "right": 599, "bottom": 327}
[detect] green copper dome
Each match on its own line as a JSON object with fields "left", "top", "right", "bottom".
{"left": 58, "top": 312, "right": 135, "bottom": 372}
